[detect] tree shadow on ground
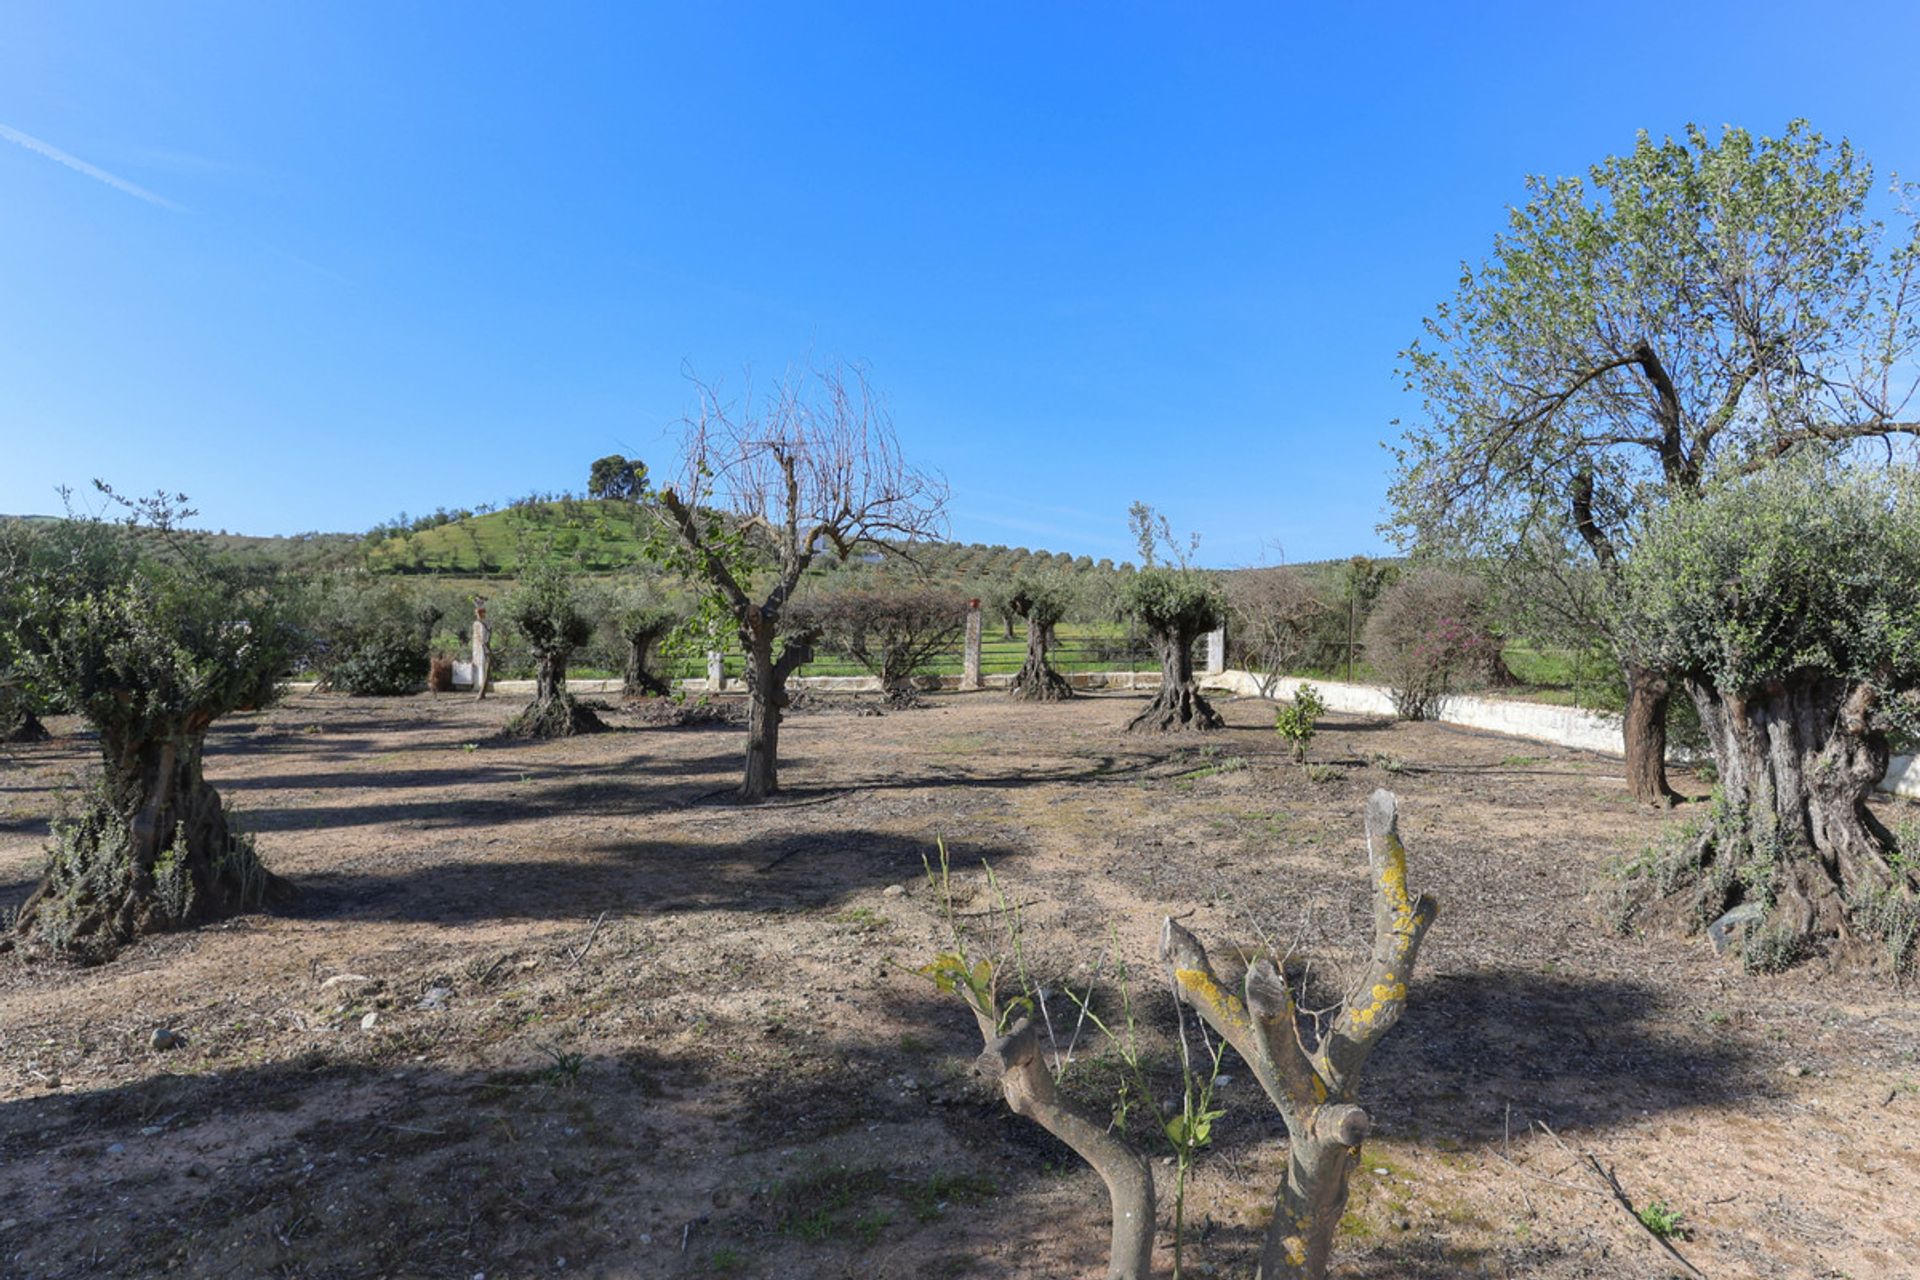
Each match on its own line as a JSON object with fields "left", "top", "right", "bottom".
{"left": 1365, "top": 968, "right": 1767, "bottom": 1143}
{"left": 231, "top": 748, "right": 743, "bottom": 833}
{"left": 281, "top": 828, "right": 1020, "bottom": 924}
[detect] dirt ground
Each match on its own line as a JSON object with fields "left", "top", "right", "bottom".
{"left": 2, "top": 688, "right": 1916, "bottom": 1280}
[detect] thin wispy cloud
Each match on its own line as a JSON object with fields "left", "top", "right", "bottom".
{"left": 0, "top": 122, "right": 184, "bottom": 211}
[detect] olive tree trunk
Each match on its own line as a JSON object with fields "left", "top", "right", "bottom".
{"left": 504, "top": 649, "right": 603, "bottom": 739}
{"left": 2, "top": 707, "right": 49, "bottom": 743}
{"left": 1128, "top": 626, "right": 1221, "bottom": 732}
{"left": 1675, "top": 676, "right": 1909, "bottom": 960}
{"left": 957, "top": 791, "right": 1436, "bottom": 1280}
{"left": 623, "top": 628, "right": 671, "bottom": 698}
{"left": 11, "top": 724, "right": 287, "bottom": 956}
{"left": 1008, "top": 621, "right": 1072, "bottom": 702}
{"left": 1623, "top": 664, "right": 1676, "bottom": 806}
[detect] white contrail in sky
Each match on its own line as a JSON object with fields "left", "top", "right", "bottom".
{"left": 0, "top": 122, "right": 184, "bottom": 211}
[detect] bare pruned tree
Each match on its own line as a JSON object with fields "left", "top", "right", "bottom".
{"left": 1226, "top": 566, "right": 1327, "bottom": 698}
{"left": 943, "top": 791, "right": 1438, "bottom": 1279}
{"left": 653, "top": 361, "right": 948, "bottom": 800}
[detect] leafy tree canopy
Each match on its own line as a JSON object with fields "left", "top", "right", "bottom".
{"left": 1120, "top": 568, "right": 1223, "bottom": 636}
{"left": 1391, "top": 120, "right": 1920, "bottom": 566}
{"left": 1618, "top": 460, "right": 1920, "bottom": 707}
{"left": 587, "top": 454, "right": 650, "bottom": 502}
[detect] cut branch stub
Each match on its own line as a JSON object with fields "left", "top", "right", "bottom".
{"left": 970, "top": 1017, "right": 1156, "bottom": 1280}
{"left": 1164, "top": 788, "right": 1437, "bottom": 1280}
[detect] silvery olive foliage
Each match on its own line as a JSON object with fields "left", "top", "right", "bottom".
{"left": 1618, "top": 460, "right": 1920, "bottom": 737}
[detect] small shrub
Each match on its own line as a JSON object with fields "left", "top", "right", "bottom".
{"left": 1274, "top": 682, "right": 1327, "bottom": 764}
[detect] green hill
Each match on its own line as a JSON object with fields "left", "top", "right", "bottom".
{"left": 361, "top": 498, "right": 1138, "bottom": 583}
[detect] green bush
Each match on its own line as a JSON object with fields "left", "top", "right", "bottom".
{"left": 330, "top": 633, "right": 426, "bottom": 695}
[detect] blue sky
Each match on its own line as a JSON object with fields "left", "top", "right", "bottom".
{"left": 3, "top": 2, "right": 1917, "bottom": 565}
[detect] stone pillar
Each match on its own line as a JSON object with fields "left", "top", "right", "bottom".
{"left": 961, "top": 599, "right": 983, "bottom": 691}
{"left": 1203, "top": 625, "right": 1226, "bottom": 677}
{"left": 706, "top": 650, "right": 725, "bottom": 692}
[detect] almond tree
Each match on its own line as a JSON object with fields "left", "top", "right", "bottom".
{"left": 652, "top": 361, "right": 947, "bottom": 800}
{"left": 1389, "top": 121, "right": 1920, "bottom": 803}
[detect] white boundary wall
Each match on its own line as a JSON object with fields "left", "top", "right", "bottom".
{"left": 279, "top": 667, "right": 1919, "bottom": 800}
{"left": 1203, "top": 669, "right": 1920, "bottom": 801}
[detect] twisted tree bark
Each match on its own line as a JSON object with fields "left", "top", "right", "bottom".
{"left": 1668, "top": 676, "right": 1911, "bottom": 962}
{"left": 1128, "top": 628, "right": 1221, "bottom": 732}
{"left": 1008, "top": 619, "right": 1072, "bottom": 702}
{"left": 11, "top": 723, "right": 290, "bottom": 956}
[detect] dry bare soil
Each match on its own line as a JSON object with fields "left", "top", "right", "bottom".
{"left": 2, "top": 690, "right": 1917, "bottom": 1279}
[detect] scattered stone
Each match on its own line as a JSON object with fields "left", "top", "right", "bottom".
{"left": 150, "top": 1027, "right": 184, "bottom": 1052}
{"left": 883, "top": 883, "right": 906, "bottom": 898}
{"left": 360, "top": 1011, "right": 379, "bottom": 1032}
{"left": 105, "top": 1143, "right": 125, "bottom": 1156}
{"left": 417, "top": 986, "right": 454, "bottom": 1011}
{"left": 187, "top": 1163, "right": 211, "bottom": 1179}
{"left": 1707, "top": 902, "right": 1765, "bottom": 955}
{"left": 138, "top": 1125, "right": 164, "bottom": 1136}
{"left": 1213, "top": 1075, "right": 1233, "bottom": 1088}
{"left": 320, "top": 973, "right": 372, "bottom": 989}
{"left": 1784, "top": 1062, "right": 1809, "bottom": 1078}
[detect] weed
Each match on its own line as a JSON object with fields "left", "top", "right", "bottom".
{"left": 538, "top": 1045, "right": 587, "bottom": 1088}
{"left": 832, "top": 906, "right": 887, "bottom": 935}
{"left": 773, "top": 1164, "right": 890, "bottom": 1243}
{"left": 1370, "top": 751, "right": 1408, "bottom": 774}
{"left": 905, "top": 1171, "right": 997, "bottom": 1221}
{"left": 705, "top": 1246, "right": 745, "bottom": 1274}
{"left": 1304, "top": 762, "right": 1343, "bottom": 784}
{"left": 1636, "top": 1199, "right": 1687, "bottom": 1239}
{"left": 1177, "top": 755, "right": 1249, "bottom": 781}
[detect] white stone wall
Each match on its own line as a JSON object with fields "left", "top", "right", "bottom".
{"left": 1203, "top": 670, "right": 1920, "bottom": 801}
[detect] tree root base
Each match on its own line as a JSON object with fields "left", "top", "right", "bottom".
{"left": 502, "top": 696, "right": 607, "bottom": 740}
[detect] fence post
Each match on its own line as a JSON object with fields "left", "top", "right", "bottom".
{"left": 961, "top": 599, "right": 983, "bottom": 691}
{"left": 1204, "top": 624, "right": 1226, "bottom": 677}
{"left": 706, "top": 650, "right": 725, "bottom": 692}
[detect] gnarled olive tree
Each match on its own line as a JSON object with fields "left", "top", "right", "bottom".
{"left": 653, "top": 361, "right": 947, "bottom": 800}
{"left": 948, "top": 791, "right": 1437, "bottom": 1279}
{"left": 3, "top": 501, "right": 294, "bottom": 958}
{"left": 607, "top": 582, "right": 679, "bottom": 698}
{"left": 1616, "top": 462, "right": 1920, "bottom": 970}
{"left": 500, "top": 559, "right": 604, "bottom": 738}
{"left": 1006, "top": 573, "right": 1074, "bottom": 702}
{"left": 1121, "top": 568, "right": 1224, "bottom": 732}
